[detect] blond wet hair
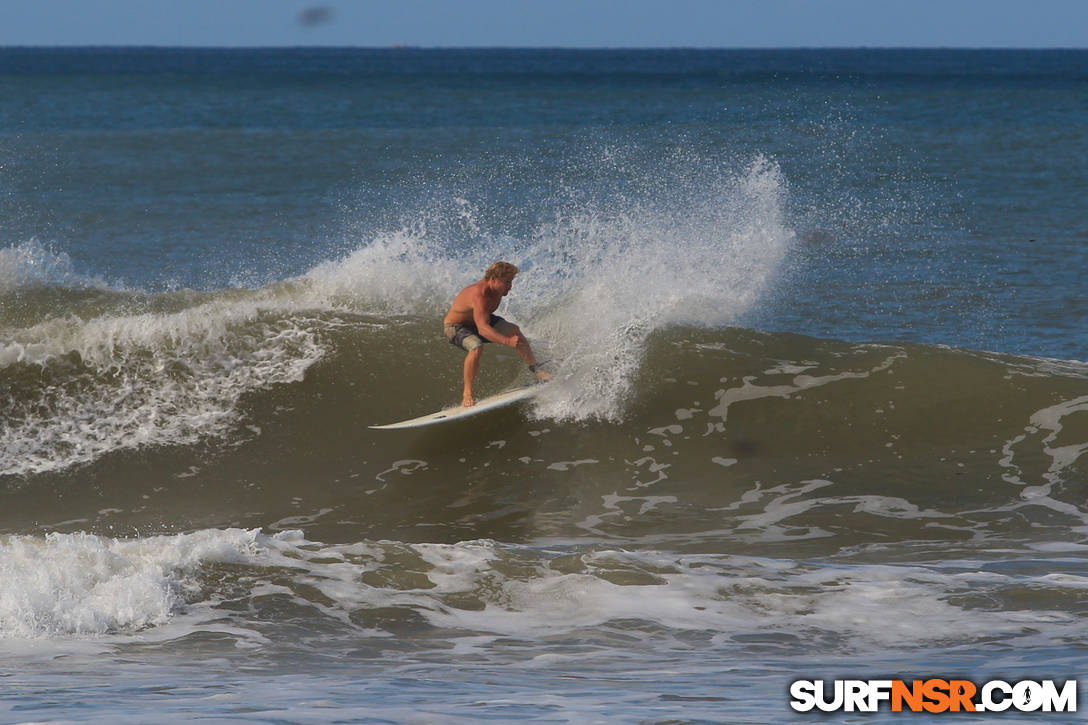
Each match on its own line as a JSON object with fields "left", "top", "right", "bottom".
{"left": 484, "top": 261, "right": 519, "bottom": 281}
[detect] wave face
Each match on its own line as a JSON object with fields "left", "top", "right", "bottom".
{"left": 3, "top": 300, "right": 1086, "bottom": 546}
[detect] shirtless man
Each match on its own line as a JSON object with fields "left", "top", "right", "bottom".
{"left": 443, "top": 261, "right": 551, "bottom": 406}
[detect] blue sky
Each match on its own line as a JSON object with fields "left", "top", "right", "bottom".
{"left": 2, "top": 0, "right": 1087, "bottom": 48}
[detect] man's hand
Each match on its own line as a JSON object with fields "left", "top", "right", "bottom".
{"left": 506, "top": 334, "right": 523, "bottom": 348}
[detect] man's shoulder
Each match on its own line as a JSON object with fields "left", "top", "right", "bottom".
{"left": 467, "top": 280, "right": 490, "bottom": 300}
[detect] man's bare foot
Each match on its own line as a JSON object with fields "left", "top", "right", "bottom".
{"left": 535, "top": 370, "right": 553, "bottom": 383}
{"left": 462, "top": 396, "right": 476, "bottom": 407}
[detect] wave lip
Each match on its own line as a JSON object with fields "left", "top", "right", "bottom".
{"left": 0, "top": 296, "right": 325, "bottom": 477}
{"left": 527, "top": 155, "right": 792, "bottom": 421}
{"left": 0, "top": 240, "right": 109, "bottom": 295}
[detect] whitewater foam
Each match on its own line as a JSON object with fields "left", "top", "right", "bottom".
{"left": 0, "top": 528, "right": 285, "bottom": 638}
{"left": 299, "top": 154, "right": 793, "bottom": 423}
{"left": 0, "top": 239, "right": 109, "bottom": 294}
{"left": 2, "top": 523, "right": 1084, "bottom": 677}
{"left": 0, "top": 297, "right": 325, "bottom": 476}
{"left": 526, "top": 155, "right": 792, "bottom": 421}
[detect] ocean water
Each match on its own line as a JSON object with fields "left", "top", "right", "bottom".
{"left": 1, "top": 48, "right": 1086, "bottom": 723}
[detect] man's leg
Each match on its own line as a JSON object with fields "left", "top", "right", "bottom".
{"left": 462, "top": 347, "right": 482, "bottom": 406}
{"left": 510, "top": 327, "right": 552, "bottom": 382}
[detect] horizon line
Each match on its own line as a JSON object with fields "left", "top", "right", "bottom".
{"left": 2, "top": 44, "right": 1087, "bottom": 51}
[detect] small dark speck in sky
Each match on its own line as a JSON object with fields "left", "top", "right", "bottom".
{"left": 298, "top": 6, "right": 334, "bottom": 27}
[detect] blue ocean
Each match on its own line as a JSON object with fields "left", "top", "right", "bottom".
{"left": 1, "top": 48, "right": 1086, "bottom": 722}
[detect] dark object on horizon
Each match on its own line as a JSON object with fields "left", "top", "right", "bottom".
{"left": 298, "top": 6, "right": 334, "bottom": 27}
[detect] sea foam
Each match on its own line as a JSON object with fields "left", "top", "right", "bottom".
{"left": 4, "top": 529, "right": 1080, "bottom": 656}
{"left": 0, "top": 297, "right": 324, "bottom": 476}
{"left": 0, "top": 528, "right": 285, "bottom": 638}
{"left": 0, "top": 239, "right": 106, "bottom": 294}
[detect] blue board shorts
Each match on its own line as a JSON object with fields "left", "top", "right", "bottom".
{"left": 444, "top": 315, "right": 517, "bottom": 352}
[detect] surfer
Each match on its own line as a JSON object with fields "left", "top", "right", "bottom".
{"left": 444, "top": 261, "right": 551, "bottom": 406}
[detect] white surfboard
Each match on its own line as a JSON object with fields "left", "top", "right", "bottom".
{"left": 369, "top": 383, "right": 545, "bottom": 430}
